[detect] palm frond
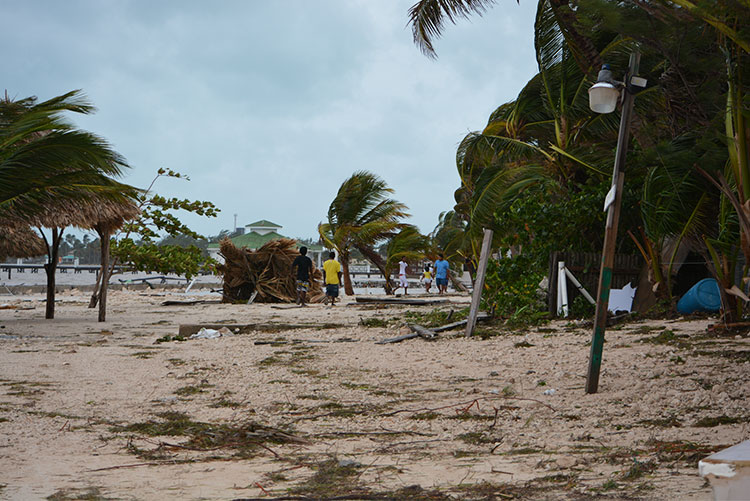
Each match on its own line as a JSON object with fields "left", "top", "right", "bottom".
{"left": 408, "top": 0, "right": 500, "bottom": 58}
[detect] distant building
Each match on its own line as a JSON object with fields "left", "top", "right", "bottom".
{"left": 207, "top": 220, "right": 325, "bottom": 267}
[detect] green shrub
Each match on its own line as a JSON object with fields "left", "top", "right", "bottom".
{"left": 482, "top": 255, "right": 545, "bottom": 319}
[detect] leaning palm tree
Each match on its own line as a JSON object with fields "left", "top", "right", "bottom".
{"left": 383, "top": 225, "right": 432, "bottom": 288}
{"left": 408, "top": 0, "right": 603, "bottom": 74}
{"left": 455, "top": 4, "right": 655, "bottom": 235}
{"left": 318, "top": 171, "right": 409, "bottom": 295}
{"left": 0, "top": 90, "right": 132, "bottom": 219}
{"left": 0, "top": 90, "right": 140, "bottom": 319}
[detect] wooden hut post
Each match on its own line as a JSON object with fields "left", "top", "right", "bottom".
{"left": 97, "top": 226, "right": 110, "bottom": 322}
{"left": 44, "top": 227, "right": 64, "bottom": 319}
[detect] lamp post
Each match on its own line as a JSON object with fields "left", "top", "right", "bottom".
{"left": 585, "top": 51, "right": 646, "bottom": 394}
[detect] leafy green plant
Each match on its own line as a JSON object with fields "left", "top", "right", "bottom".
{"left": 568, "top": 295, "right": 595, "bottom": 319}
{"left": 110, "top": 169, "right": 219, "bottom": 279}
{"left": 482, "top": 255, "right": 544, "bottom": 320}
{"left": 89, "top": 168, "right": 219, "bottom": 308}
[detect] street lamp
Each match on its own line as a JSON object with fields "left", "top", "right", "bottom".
{"left": 585, "top": 51, "right": 647, "bottom": 394}
{"left": 588, "top": 65, "right": 620, "bottom": 113}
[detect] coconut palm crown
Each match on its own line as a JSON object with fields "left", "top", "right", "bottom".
{"left": 319, "top": 171, "right": 409, "bottom": 295}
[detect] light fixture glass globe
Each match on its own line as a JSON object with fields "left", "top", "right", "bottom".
{"left": 588, "top": 82, "right": 620, "bottom": 114}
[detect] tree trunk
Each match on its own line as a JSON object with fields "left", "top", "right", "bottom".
{"left": 88, "top": 272, "right": 101, "bottom": 308}
{"left": 449, "top": 273, "right": 468, "bottom": 293}
{"left": 98, "top": 228, "right": 110, "bottom": 322}
{"left": 341, "top": 253, "right": 354, "bottom": 296}
{"left": 44, "top": 228, "right": 63, "bottom": 319}
{"left": 357, "top": 247, "right": 393, "bottom": 295}
{"left": 356, "top": 245, "right": 393, "bottom": 295}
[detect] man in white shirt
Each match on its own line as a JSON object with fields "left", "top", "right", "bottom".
{"left": 398, "top": 258, "right": 409, "bottom": 295}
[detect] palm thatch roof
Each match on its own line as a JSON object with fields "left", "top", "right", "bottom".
{"left": 0, "top": 197, "right": 139, "bottom": 260}
{"left": 7, "top": 197, "right": 140, "bottom": 232}
{"left": 0, "top": 226, "right": 46, "bottom": 260}
{"left": 216, "top": 237, "right": 324, "bottom": 303}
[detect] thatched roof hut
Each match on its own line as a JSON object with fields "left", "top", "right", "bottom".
{"left": 6, "top": 197, "right": 140, "bottom": 233}
{"left": 0, "top": 226, "right": 46, "bottom": 260}
{"left": 1, "top": 197, "right": 140, "bottom": 320}
{"left": 216, "top": 237, "right": 324, "bottom": 303}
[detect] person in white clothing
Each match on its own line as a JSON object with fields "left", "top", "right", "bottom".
{"left": 398, "top": 258, "right": 409, "bottom": 295}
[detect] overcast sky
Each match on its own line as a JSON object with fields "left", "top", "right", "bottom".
{"left": 4, "top": 0, "right": 538, "bottom": 240}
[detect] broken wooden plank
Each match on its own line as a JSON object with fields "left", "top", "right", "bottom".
{"left": 161, "top": 299, "right": 221, "bottom": 306}
{"left": 178, "top": 322, "right": 343, "bottom": 337}
{"left": 355, "top": 297, "right": 448, "bottom": 306}
{"left": 466, "top": 228, "right": 493, "bottom": 337}
{"left": 375, "top": 333, "right": 419, "bottom": 344}
{"left": 408, "top": 324, "right": 437, "bottom": 339}
{"left": 433, "top": 313, "right": 489, "bottom": 333}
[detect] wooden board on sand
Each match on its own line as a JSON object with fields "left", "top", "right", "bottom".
{"left": 354, "top": 297, "right": 448, "bottom": 306}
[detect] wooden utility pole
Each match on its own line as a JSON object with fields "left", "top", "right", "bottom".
{"left": 466, "top": 228, "right": 493, "bottom": 337}
{"left": 585, "top": 51, "right": 640, "bottom": 393}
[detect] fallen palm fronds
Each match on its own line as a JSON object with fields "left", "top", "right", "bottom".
{"left": 215, "top": 237, "right": 323, "bottom": 303}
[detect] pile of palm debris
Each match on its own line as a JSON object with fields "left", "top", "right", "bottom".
{"left": 215, "top": 237, "right": 324, "bottom": 303}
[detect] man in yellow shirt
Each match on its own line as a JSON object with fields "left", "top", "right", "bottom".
{"left": 322, "top": 251, "right": 342, "bottom": 306}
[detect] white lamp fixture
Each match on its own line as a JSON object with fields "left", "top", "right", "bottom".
{"left": 589, "top": 82, "right": 620, "bottom": 113}
{"left": 588, "top": 65, "right": 621, "bottom": 114}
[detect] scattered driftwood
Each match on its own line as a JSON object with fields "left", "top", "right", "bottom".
{"left": 375, "top": 314, "right": 492, "bottom": 344}
{"left": 119, "top": 276, "right": 189, "bottom": 287}
{"left": 178, "top": 322, "right": 343, "bottom": 337}
{"left": 215, "top": 237, "right": 323, "bottom": 303}
{"left": 161, "top": 299, "right": 221, "bottom": 306}
{"left": 254, "top": 338, "right": 357, "bottom": 345}
{"left": 376, "top": 324, "right": 436, "bottom": 344}
{"left": 708, "top": 321, "right": 750, "bottom": 331}
{"left": 375, "top": 333, "right": 419, "bottom": 344}
{"left": 0, "top": 304, "right": 35, "bottom": 310}
{"left": 409, "top": 324, "right": 436, "bottom": 339}
{"left": 381, "top": 395, "right": 556, "bottom": 417}
{"left": 354, "top": 297, "right": 448, "bottom": 306}
{"left": 432, "top": 313, "right": 489, "bottom": 333}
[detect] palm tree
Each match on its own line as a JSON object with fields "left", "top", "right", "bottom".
{"left": 456, "top": 17, "right": 640, "bottom": 234}
{"left": 384, "top": 226, "right": 431, "bottom": 286}
{"left": 0, "top": 90, "right": 133, "bottom": 219}
{"left": 408, "top": 0, "right": 603, "bottom": 74}
{"left": 629, "top": 136, "right": 719, "bottom": 300}
{"left": 0, "top": 90, "right": 139, "bottom": 319}
{"left": 318, "top": 171, "right": 409, "bottom": 295}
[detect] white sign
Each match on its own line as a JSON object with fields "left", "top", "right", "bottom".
{"left": 603, "top": 184, "right": 616, "bottom": 212}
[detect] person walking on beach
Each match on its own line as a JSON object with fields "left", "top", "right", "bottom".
{"left": 397, "top": 258, "right": 409, "bottom": 295}
{"left": 434, "top": 253, "right": 450, "bottom": 294}
{"left": 291, "top": 246, "right": 313, "bottom": 306}
{"left": 420, "top": 264, "right": 433, "bottom": 293}
{"left": 322, "top": 251, "right": 342, "bottom": 306}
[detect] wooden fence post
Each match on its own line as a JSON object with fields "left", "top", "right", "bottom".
{"left": 466, "top": 229, "right": 494, "bottom": 337}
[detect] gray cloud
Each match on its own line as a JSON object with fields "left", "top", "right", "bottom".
{"left": 3, "top": 0, "right": 539, "bottom": 239}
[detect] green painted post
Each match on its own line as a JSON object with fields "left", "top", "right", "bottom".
{"left": 585, "top": 51, "right": 640, "bottom": 394}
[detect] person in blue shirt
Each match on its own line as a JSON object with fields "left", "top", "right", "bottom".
{"left": 434, "top": 253, "right": 451, "bottom": 294}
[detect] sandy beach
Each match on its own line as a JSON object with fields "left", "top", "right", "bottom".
{"left": 0, "top": 287, "right": 747, "bottom": 500}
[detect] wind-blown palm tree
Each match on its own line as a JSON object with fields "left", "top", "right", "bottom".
{"left": 408, "top": 0, "right": 603, "bottom": 74}
{"left": 318, "top": 171, "right": 409, "bottom": 295}
{"left": 0, "top": 90, "right": 140, "bottom": 319}
{"left": 384, "top": 225, "right": 431, "bottom": 287}
{"left": 0, "top": 90, "right": 134, "bottom": 219}
{"left": 455, "top": 20, "right": 640, "bottom": 234}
